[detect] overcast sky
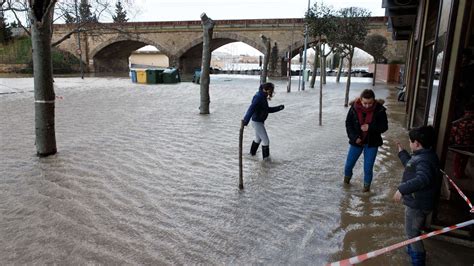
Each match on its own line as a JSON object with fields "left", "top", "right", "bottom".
{"left": 128, "top": 0, "right": 386, "bottom": 22}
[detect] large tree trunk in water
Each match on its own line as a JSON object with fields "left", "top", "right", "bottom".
{"left": 310, "top": 44, "right": 319, "bottom": 88}
{"left": 372, "top": 60, "right": 377, "bottom": 86}
{"left": 336, "top": 57, "right": 343, "bottom": 83}
{"left": 31, "top": 0, "right": 57, "bottom": 157}
{"left": 199, "top": 13, "right": 214, "bottom": 114}
{"left": 344, "top": 47, "right": 354, "bottom": 107}
{"left": 260, "top": 35, "right": 271, "bottom": 84}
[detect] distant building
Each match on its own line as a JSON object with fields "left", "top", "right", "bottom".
{"left": 129, "top": 50, "right": 169, "bottom": 69}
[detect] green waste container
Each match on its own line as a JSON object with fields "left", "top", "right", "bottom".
{"left": 162, "top": 68, "right": 181, "bottom": 84}
{"left": 146, "top": 69, "right": 160, "bottom": 84}
{"left": 155, "top": 69, "right": 165, "bottom": 83}
{"left": 130, "top": 70, "right": 137, "bottom": 83}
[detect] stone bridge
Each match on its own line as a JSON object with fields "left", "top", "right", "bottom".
{"left": 52, "top": 17, "right": 407, "bottom": 76}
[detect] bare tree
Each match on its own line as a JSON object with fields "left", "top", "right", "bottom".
{"left": 309, "top": 44, "right": 319, "bottom": 88}
{"left": 199, "top": 12, "right": 214, "bottom": 115}
{"left": 260, "top": 34, "right": 271, "bottom": 84}
{"left": 364, "top": 34, "right": 387, "bottom": 86}
{"left": 306, "top": 2, "right": 336, "bottom": 85}
{"left": 270, "top": 41, "right": 278, "bottom": 74}
{"left": 334, "top": 47, "right": 348, "bottom": 83}
{"left": 333, "top": 7, "right": 371, "bottom": 107}
{"left": 3, "top": 0, "right": 134, "bottom": 48}
{"left": 305, "top": 1, "right": 337, "bottom": 125}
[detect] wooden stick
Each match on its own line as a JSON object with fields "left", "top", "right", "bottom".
{"left": 239, "top": 121, "right": 244, "bottom": 190}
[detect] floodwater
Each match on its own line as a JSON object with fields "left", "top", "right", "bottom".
{"left": 1, "top": 75, "right": 473, "bottom": 265}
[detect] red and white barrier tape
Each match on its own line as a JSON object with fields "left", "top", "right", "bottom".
{"left": 328, "top": 170, "right": 474, "bottom": 265}
{"left": 441, "top": 170, "right": 474, "bottom": 213}
{"left": 327, "top": 219, "right": 474, "bottom": 266}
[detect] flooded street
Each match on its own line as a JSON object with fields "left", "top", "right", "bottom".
{"left": 1, "top": 75, "right": 472, "bottom": 265}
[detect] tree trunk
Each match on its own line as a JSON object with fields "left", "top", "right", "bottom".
{"left": 372, "top": 60, "right": 377, "bottom": 86}
{"left": 260, "top": 35, "right": 271, "bottom": 84}
{"left": 322, "top": 55, "right": 327, "bottom": 85}
{"left": 310, "top": 44, "right": 319, "bottom": 88}
{"left": 321, "top": 44, "right": 326, "bottom": 85}
{"left": 199, "top": 13, "right": 214, "bottom": 114}
{"left": 31, "top": 0, "right": 58, "bottom": 157}
{"left": 287, "top": 47, "right": 292, "bottom": 92}
{"left": 336, "top": 57, "right": 343, "bottom": 83}
{"left": 319, "top": 48, "right": 323, "bottom": 126}
{"left": 344, "top": 47, "right": 354, "bottom": 107}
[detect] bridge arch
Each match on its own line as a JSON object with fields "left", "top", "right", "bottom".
{"left": 175, "top": 32, "right": 265, "bottom": 74}
{"left": 90, "top": 35, "right": 171, "bottom": 72}
{"left": 51, "top": 17, "right": 404, "bottom": 74}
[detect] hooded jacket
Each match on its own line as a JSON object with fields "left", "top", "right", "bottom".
{"left": 243, "top": 88, "right": 283, "bottom": 125}
{"left": 398, "top": 148, "right": 440, "bottom": 211}
{"left": 345, "top": 98, "right": 388, "bottom": 147}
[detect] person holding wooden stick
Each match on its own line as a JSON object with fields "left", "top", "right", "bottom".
{"left": 242, "top": 82, "right": 284, "bottom": 160}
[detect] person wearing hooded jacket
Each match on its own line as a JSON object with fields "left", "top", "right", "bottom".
{"left": 344, "top": 89, "right": 388, "bottom": 192}
{"left": 242, "top": 82, "right": 284, "bottom": 159}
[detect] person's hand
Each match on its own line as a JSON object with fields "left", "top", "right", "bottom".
{"left": 279, "top": 105, "right": 285, "bottom": 110}
{"left": 241, "top": 120, "right": 248, "bottom": 127}
{"left": 355, "top": 138, "right": 362, "bottom": 145}
{"left": 393, "top": 190, "right": 402, "bottom": 202}
{"left": 396, "top": 141, "right": 403, "bottom": 152}
{"left": 361, "top": 124, "right": 369, "bottom": 132}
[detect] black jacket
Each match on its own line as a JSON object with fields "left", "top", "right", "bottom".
{"left": 398, "top": 148, "right": 440, "bottom": 211}
{"left": 345, "top": 99, "right": 388, "bottom": 147}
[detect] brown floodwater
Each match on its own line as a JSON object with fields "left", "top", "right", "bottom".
{"left": 0, "top": 75, "right": 472, "bottom": 264}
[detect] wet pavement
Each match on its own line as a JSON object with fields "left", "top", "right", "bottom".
{"left": 1, "top": 75, "right": 473, "bottom": 265}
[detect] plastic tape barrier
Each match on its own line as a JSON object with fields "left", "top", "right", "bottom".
{"left": 328, "top": 170, "right": 474, "bottom": 265}
{"left": 327, "top": 219, "right": 474, "bottom": 266}
{"left": 441, "top": 170, "right": 474, "bottom": 213}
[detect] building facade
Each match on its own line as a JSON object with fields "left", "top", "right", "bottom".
{"left": 384, "top": 0, "right": 473, "bottom": 240}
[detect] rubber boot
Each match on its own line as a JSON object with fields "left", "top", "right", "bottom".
{"left": 363, "top": 183, "right": 371, "bottom": 192}
{"left": 250, "top": 141, "right": 260, "bottom": 156}
{"left": 409, "top": 251, "right": 426, "bottom": 266}
{"left": 262, "top": 145, "right": 270, "bottom": 159}
{"left": 344, "top": 176, "right": 351, "bottom": 184}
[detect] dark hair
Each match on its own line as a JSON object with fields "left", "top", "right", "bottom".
{"left": 360, "top": 89, "right": 375, "bottom": 99}
{"left": 409, "top": 125, "right": 436, "bottom": 149}
{"left": 260, "top": 82, "right": 274, "bottom": 91}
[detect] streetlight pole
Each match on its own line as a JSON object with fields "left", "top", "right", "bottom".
{"left": 301, "top": 0, "right": 310, "bottom": 91}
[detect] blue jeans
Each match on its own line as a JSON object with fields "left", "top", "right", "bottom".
{"left": 405, "top": 206, "right": 431, "bottom": 252}
{"left": 405, "top": 206, "right": 430, "bottom": 265}
{"left": 344, "top": 144, "right": 378, "bottom": 186}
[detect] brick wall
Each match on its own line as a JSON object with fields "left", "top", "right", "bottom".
{"left": 368, "top": 64, "right": 403, "bottom": 83}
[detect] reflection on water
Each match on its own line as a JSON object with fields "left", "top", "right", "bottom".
{"left": 0, "top": 75, "right": 472, "bottom": 264}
